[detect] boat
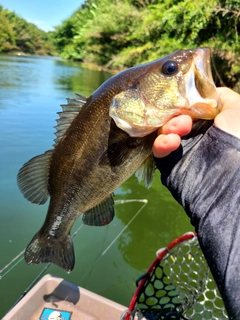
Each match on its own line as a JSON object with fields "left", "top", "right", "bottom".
{"left": 1, "top": 199, "right": 148, "bottom": 320}
{"left": 3, "top": 233, "right": 228, "bottom": 320}
{"left": 3, "top": 274, "right": 127, "bottom": 320}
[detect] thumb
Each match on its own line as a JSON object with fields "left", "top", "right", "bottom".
{"left": 215, "top": 88, "right": 240, "bottom": 139}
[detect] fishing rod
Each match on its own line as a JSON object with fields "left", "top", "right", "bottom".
{"left": 74, "top": 199, "right": 148, "bottom": 288}
{"left": 2, "top": 222, "right": 85, "bottom": 316}
{"left": 0, "top": 223, "right": 85, "bottom": 281}
{"left": 1, "top": 199, "right": 148, "bottom": 315}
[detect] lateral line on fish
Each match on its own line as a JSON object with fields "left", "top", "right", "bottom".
{"left": 17, "top": 48, "right": 221, "bottom": 272}
{"left": 61, "top": 101, "right": 107, "bottom": 207}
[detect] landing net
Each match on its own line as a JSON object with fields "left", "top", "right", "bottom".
{"left": 121, "top": 232, "right": 228, "bottom": 320}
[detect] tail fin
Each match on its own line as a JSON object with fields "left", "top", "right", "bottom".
{"left": 24, "top": 232, "right": 75, "bottom": 272}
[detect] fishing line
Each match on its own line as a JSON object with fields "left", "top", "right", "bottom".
{"left": 3, "top": 222, "right": 85, "bottom": 316}
{"left": 0, "top": 200, "right": 143, "bottom": 281}
{"left": 74, "top": 199, "right": 148, "bottom": 288}
{"left": 0, "top": 223, "right": 85, "bottom": 282}
{"left": 102, "top": 199, "right": 148, "bottom": 256}
{"left": 6, "top": 263, "right": 51, "bottom": 314}
{"left": 0, "top": 249, "right": 25, "bottom": 280}
{"left": 71, "top": 223, "right": 84, "bottom": 240}
{"left": 3, "top": 200, "right": 147, "bottom": 312}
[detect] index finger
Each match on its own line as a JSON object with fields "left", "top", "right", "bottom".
{"left": 159, "top": 115, "right": 193, "bottom": 136}
{"left": 152, "top": 115, "right": 193, "bottom": 158}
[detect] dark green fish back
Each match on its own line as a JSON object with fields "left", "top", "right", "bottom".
{"left": 19, "top": 55, "right": 185, "bottom": 271}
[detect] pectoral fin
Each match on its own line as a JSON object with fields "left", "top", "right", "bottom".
{"left": 99, "top": 130, "right": 143, "bottom": 167}
{"left": 82, "top": 195, "right": 115, "bottom": 226}
{"left": 135, "top": 155, "right": 155, "bottom": 188}
{"left": 17, "top": 150, "right": 53, "bottom": 205}
{"left": 98, "top": 140, "right": 133, "bottom": 166}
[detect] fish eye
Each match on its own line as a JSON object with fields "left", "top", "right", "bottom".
{"left": 161, "top": 60, "right": 179, "bottom": 76}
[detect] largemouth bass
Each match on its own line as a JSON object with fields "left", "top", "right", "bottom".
{"left": 17, "top": 48, "right": 221, "bottom": 272}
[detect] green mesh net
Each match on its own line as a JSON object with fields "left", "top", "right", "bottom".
{"left": 121, "top": 233, "right": 228, "bottom": 320}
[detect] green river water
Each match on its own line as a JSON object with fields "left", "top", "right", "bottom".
{"left": 0, "top": 55, "right": 193, "bottom": 318}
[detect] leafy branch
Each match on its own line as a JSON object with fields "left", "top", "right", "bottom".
{"left": 215, "top": 6, "right": 240, "bottom": 43}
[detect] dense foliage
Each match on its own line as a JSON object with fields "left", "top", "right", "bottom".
{"left": 53, "top": 0, "right": 240, "bottom": 90}
{"left": 1, "top": 1, "right": 239, "bottom": 89}
{"left": 0, "top": 5, "right": 55, "bottom": 55}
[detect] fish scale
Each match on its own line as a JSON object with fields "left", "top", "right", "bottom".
{"left": 17, "top": 48, "right": 221, "bottom": 271}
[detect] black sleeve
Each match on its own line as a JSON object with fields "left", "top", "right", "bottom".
{"left": 154, "top": 120, "right": 240, "bottom": 320}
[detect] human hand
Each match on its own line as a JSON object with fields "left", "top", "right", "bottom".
{"left": 153, "top": 87, "right": 240, "bottom": 158}
{"left": 152, "top": 87, "right": 240, "bottom": 319}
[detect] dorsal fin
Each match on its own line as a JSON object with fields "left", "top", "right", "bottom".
{"left": 54, "top": 94, "right": 88, "bottom": 145}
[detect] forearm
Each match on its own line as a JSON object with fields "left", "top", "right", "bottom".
{"left": 155, "top": 122, "right": 240, "bottom": 319}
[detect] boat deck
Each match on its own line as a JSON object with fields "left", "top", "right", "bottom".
{"left": 3, "top": 274, "right": 127, "bottom": 320}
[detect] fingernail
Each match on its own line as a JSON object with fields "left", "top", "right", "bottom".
{"left": 169, "top": 116, "right": 183, "bottom": 128}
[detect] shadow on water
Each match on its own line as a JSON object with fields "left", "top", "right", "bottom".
{"left": 0, "top": 55, "right": 193, "bottom": 317}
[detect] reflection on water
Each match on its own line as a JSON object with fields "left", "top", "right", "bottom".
{"left": 53, "top": 59, "right": 111, "bottom": 95}
{"left": 0, "top": 55, "right": 193, "bottom": 317}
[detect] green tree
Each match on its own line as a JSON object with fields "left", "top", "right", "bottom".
{"left": 0, "top": 6, "right": 16, "bottom": 52}
{"left": 0, "top": 5, "right": 55, "bottom": 55}
{"left": 52, "top": 0, "right": 240, "bottom": 90}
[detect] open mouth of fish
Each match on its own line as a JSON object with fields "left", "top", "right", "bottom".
{"left": 109, "top": 48, "right": 222, "bottom": 137}
{"left": 184, "top": 48, "right": 220, "bottom": 118}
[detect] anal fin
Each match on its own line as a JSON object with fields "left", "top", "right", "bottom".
{"left": 82, "top": 195, "right": 115, "bottom": 226}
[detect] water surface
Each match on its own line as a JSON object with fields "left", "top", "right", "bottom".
{"left": 0, "top": 55, "right": 193, "bottom": 317}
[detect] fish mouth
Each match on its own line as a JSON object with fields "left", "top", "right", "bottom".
{"left": 183, "top": 48, "right": 222, "bottom": 119}
{"left": 110, "top": 48, "right": 222, "bottom": 138}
